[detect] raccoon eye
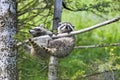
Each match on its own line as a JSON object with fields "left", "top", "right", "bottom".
{"left": 34, "top": 28, "right": 41, "bottom": 31}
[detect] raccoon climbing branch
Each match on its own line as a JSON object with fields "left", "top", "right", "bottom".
{"left": 17, "top": 16, "right": 120, "bottom": 47}
{"left": 52, "top": 16, "right": 120, "bottom": 39}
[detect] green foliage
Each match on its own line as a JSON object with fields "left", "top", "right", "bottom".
{"left": 17, "top": 0, "right": 120, "bottom": 80}
{"left": 18, "top": 47, "right": 48, "bottom": 80}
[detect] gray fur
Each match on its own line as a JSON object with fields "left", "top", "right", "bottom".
{"left": 29, "top": 22, "right": 75, "bottom": 59}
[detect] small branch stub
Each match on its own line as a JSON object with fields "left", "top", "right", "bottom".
{"left": 0, "top": 19, "right": 5, "bottom": 27}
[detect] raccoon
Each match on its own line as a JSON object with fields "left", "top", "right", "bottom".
{"left": 29, "top": 25, "right": 52, "bottom": 60}
{"left": 42, "top": 22, "right": 75, "bottom": 58}
{"left": 29, "top": 22, "right": 75, "bottom": 58}
{"left": 29, "top": 24, "right": 53, "bottom": 37}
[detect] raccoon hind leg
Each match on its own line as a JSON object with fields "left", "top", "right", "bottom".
{"left": 40, "top": 45, "right": 56, "bottom": 55}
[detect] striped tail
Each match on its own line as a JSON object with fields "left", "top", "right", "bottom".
{"left": 29, "top": 38, "right": 57, "bottom": 58}
{"left": 29, "top": 38, "right": 40, "bottom": 50}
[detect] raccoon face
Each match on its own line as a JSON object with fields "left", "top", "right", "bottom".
{"left": 29, "top": 25, "right": 53, "bottom": 37}
{"left": 58, "top": 22, "right": 74, "bottom": 34}
{"left": 29, "top": 27, "right": 44, "bottom": 37}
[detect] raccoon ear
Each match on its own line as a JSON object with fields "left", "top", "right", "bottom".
{"left": 58, "top": 22, "right": 62, "bottom": 26}
{"left": 72, "top": 26, "right": 75, "bottom": 28}
{"left": 39, "top": 24, "right": 45, "bottom": 28}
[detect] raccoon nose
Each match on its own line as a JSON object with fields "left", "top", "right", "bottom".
{"left": 66, "top": 25, "right": 71, "bottom": 30}
{"left": 65, "top": 26, "right": 68, "bottom": 29}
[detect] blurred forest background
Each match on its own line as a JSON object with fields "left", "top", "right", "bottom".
{"left": 17, "top": 0, "right": 120, "bottom": 80}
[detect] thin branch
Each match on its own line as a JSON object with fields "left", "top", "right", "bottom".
{"left": 17, "top": 39, "right": 29, "bottom": 47}
{"left": 17, "top": 16, "right": 120, "bottom": 47}
{"left": 62, "top": 1, "right": 88, "bottom": 11}
{"left": 77, "top": 69, "right": 118, "bottom": 79}
{"left": 74, "top": 42, "right": 120, "bottom": 49}
{"left": 62, "top": 1, "right": 110, "bottom": 12}
{"left": 52, "top": 16, "right": 120, "bottom": 39}
{"left": 18, "top": 7, "right": 46, "bottom": 16}
{"left": 18, "top": 0, "right": 45, "bottom": 16}
{"left": 90, "top": 10, "right": 108, "bottom": 20}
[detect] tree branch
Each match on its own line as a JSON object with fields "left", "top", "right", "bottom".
{"left": 62, "top": 1, "right": 88, "bottom": 11}
{"left": 52, "top": 16, "right": 120, "bottom": 38}
{"left": 62, "top": 1, "right": 110, "bottom": 12}
{"left": 77, "top": 69, "right": 117, "bottom": 79}
{"left": 17, "top": 16, "right": 120, "bottom": 47}
{"left": 74, "top": 42, "right": 120, "bottom": 49}
{"left": 18, "top": 7, "right": 46, "bottom": 16}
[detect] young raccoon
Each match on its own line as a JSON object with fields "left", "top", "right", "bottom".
{"left": 29, "top": 25, "right": 53, "bottom": 37}
{"left": 29, "top": 22, "right": 75, "bottom": 58}
{"left": 29, "top": 25, "right": 52, "bottom": 60}
{"left": 42, "top": 22, "right": 75, "bottom": 58}
{"left": 57, "top": 22, "right": 74, "bottom": 34}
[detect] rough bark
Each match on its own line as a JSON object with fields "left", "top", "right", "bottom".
{"left": 0, "top": 0, "right": 17, "bottom": 80}
{"left": 48, "top": 0, "right": 62, "bottom": 80}
{"left": 48, "top": 56, "right": 58, "bottom": 80}
{"left": 104, "top": 71, "right": 115, "bottom": 80}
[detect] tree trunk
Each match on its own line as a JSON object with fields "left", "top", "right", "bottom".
{"left": 53, "top": 0, "right": 62, "bottom": 30}
{"left": 0, "top": 0, "right": 17, "bottom": 80}
{"left": 48, "top": 56, "right": 58, "bottom": 80}
{"left": 104, "top": 71, "right": 115, "bottom": 80}
{"left": 48, "top": 0, "right": 62, "bottom": 80}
